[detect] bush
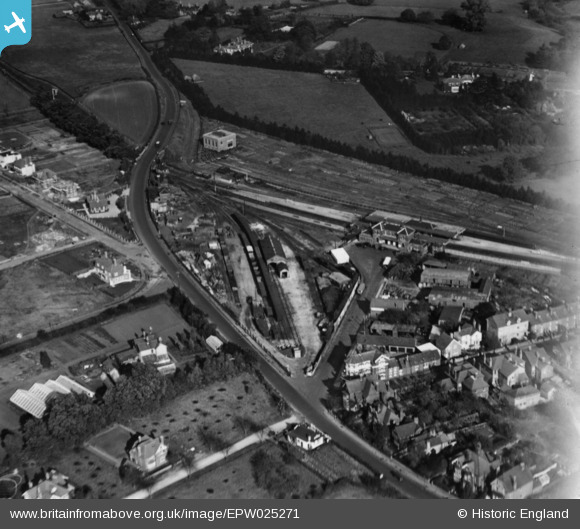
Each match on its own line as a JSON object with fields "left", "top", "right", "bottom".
{"left": 400, "top": 8, "right": 416, "bottom": 22}
{"left": 438, "top": 35, "right": 453, "bottom": 50}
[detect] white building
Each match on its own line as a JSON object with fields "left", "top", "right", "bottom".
{"left": 330, "top": 247, "right": 350, "bottom": 265}
{"left": 12, "top": 157, "right": 36, "bottom": 177}
{"left": 0, "top": 150, "right": 22, "bottom": 168}
{"left": 80, "top": 255, "right": 133, "bottom": 287}
{"left": 134, "top": 331, "right": 176, "bottom": 376}
{"left": 287, "top": 424, "right": 329, "bottom": 451}
{"left": 203, "top": 130, "right": 236, "bottom": 152}
{"left": 128, "top": 435, "right": 168, "bottom": 472}
{"left": 206, "top": 335, "right": 224, "bottom": 354}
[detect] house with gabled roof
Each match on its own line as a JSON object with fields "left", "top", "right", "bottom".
{"left": 22, "top": 469, "right": 75, "bottom": 499}
{"left": 12, "top": 157, "right": 35, "bottom": 176}
{"left": 133, "top": 329, "right": 176, "bottom": 376}
{"left": 128, "top": 434, "right": 168, "bottom": 472}
{"left": 491, "top": 464, "right": 534, "bottom": 499}
{"left": 486, "top": 309, "right": 530, "bottom": 346}
{"left": 521, "top": 345, "right": 554, "bottom": 384}
{"left": 392, "top": 420, "right": 422, "bottom": 448}
{"left": 435, "top": 332, "right": 462, "bottom": 360}
{"left": 453, "top": 324, "right": 482, "bottom": 351}
{"left": 503, "top": 385, "right": 541, "bottom": 410}
{"left": 480, "top": 352, "right": 529, "bottom": 389}
{"left": 287, "top": 424, "right": 329, "bottom": 451}
{"left": 92, "top": 255, "right": 132, "bottom": 287}
{"left": 449, "top": 445, "right": 500, "bottom": 492}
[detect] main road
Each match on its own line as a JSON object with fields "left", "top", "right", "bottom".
{"left": 120, "top": 16, "right": 450, "bottom": 499}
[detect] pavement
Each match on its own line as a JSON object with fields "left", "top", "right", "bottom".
{"left": 124, "top": 416, "right": 298, "bottom": 499}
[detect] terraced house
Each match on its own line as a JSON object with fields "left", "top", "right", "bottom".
{"left": 528, "top": 302, "right": 580, "bottom": 337}
{"left": 486, "top": 309, "right": 530, "bottom": 346}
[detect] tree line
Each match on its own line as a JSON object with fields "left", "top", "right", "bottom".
{"left": 30, "top": 91, "right": 136, "bottom": 161}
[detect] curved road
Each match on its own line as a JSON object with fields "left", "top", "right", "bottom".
{"left": 121, "top": 19, "right": 450, "bottom": 499}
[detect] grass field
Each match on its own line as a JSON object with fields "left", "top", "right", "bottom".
{"left": 0, "top": 196, "right": 38, "bottom": 259}
{"left": 87, "top": 424, "right": 136, "bottom": 467}
{"left": 311, "top": 1, "right": 559, "bottom": 64}
{"left": 0, "top": 260, "right": 111, "bottom": 338}
{"left": 137, "top": 15, "right": 190, "bottom": 43}
{"left": 101, "top": 302, "right": 189, "bottom": 343}
{"left": 0, "top": 75, "right": 32, "bottom": 114}
{"left": 173, "top": 59, "right": 404, "bottom": 149}
{"left": 2, "top": 5, "right": 144, "bottom": 96}
{"left": 82, "top": 81, "right": 158, "bottom": 145}
{"left": 41, "top": 242, "right": 103, "bottom": 274}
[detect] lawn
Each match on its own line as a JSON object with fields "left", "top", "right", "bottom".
{"left": 137, "top": 15, "right": 190, "bottom": 43}
{"left": 86, "top": 424, "right": 136, "bottom": 467}
{"left": 0, "top": 195, "right": 38, "bottom": 259}
{"left": 41, "top": 242, "right": 103, "bottom": 275}
{"left": 124, "top": 374, "right": 284, "bottom": 456}
{"left": 172, "top": 59, "right": 404, "bottom": 149}
{"left": 101, "top": 302, "right": 188, "bottom": 343}
{"left": 82, "top": 81, "right": 158, "bottom": 146}
{"left": 0, "top": 260, "right": 111, "bottom": 338}
{"left": 2, "top": 5, "right": 144, "bottom": 97}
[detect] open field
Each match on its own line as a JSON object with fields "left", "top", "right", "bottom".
{"left": 0, "top": 195, "right": 38, "bottom": 259}
{"left": 326, "top": 18, "right": 446, "bottom": 57}
{"left": 173, "top": 59, "right": 403, "bottom": 149}
{"left": 310, "top": 1, "right": 559, "bottom": 64}
{"left": 0, "top": 195, "right": 87, "bottom": 261}
{"left": 0, "top": 74, "right": 35, "bottom": 124}
{"left": 137, "top": 15, "right": 190, "bottom": 43}
{"left": 0, "top": 260, "right": 111, "bottom": 339}
{"left": 2, "top": 4, "right": 144, "bottom": 97}
{"left": 125, "top": 375, "right": 284, "bottom": 455}
{"left": 101, "top": 302, "right": 189, "bottom": 343}
{"left": 41, "top": 242, "right": 102, "bottom": 274}
{"left": 82, "top": 81, "right": 158, "bottom": 146}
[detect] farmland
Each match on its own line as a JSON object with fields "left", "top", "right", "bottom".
{"left": 0, "top": 260, "right": 111, "bottom": 340}
{"left": 173, "top": 59, "right": 405, "bottom": 149}
{"left": 310, "top": 1, "right": 559, "bottom": 64}
{"left": 0, "top": 195, "right": 38, "bottom": 259}
{"left": 2, "top": 4, "right": 144, "bottom": 97}
{"left": 82, "top": 81, "right": 159, "bottom": 146}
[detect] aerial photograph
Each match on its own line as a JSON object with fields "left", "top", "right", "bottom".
{"left": 0, "top": 0, "right": 579, "bottom": 503}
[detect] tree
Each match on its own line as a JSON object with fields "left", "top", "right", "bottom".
{"left": 441, "top": 8, "right": 462, "bottom": 28}
{"left": 400, "top": 8, "right": 417, "bottom": 22}
{"left": 460, "top": 0, "right": 490, "bottom": 32}
{"left": 417, "top": 11, "right": 435, "bottom": 24}
{"left": 438, "top": 34, "right": 453, "bottom": 50}
{"left": 499, "top": 155, "right": 524, "bottom": 182}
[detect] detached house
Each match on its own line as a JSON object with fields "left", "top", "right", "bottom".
{"left": 86, "top": 192, "right": 110, "bottom": 214}
{"left": 449, "top": 446, "right": 500, "bottom": 493}
{"left": 22, "top": 469, "right": 75, "bottom": 499}
{"left": 486, "top": 309, "right": 530, "bottom": 346}
{"left": 134, "top": 330, "right": 176, "bottom": 376}
{"left": 12, "top": 157, "right": 35, "bottom": 177}
{"left": 94, "top": 256, "right": 133, "bottom": 287}
{"left": 287, "top": 424, "right": 329, "bottom": 451}
{"left": 128, "top": 435, "right": 168, "bottom": 472}
{"left": 0, "top": 149, "right": 21, "bottom": 168}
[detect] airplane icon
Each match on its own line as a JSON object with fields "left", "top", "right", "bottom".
{"left": 4, "top": 12, "right": 26, "bottom": 34}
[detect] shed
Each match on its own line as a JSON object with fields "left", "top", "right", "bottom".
{"left": 330, "top": 247, "right": 350, "bottom": 265}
